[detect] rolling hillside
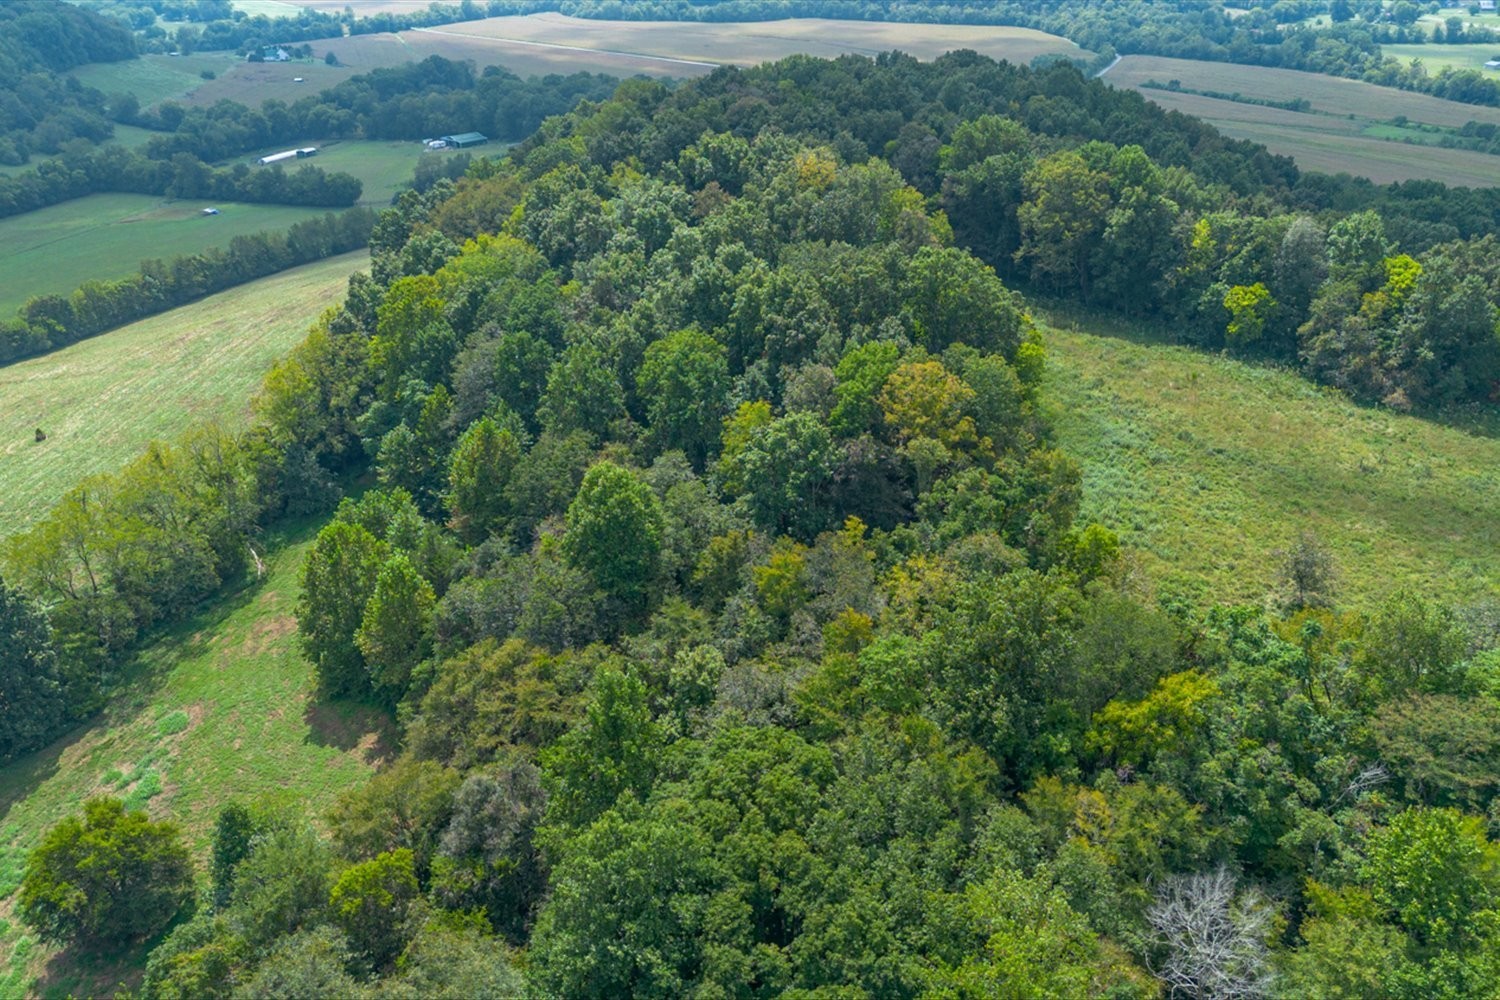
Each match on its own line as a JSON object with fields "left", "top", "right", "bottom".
{"left": 0, "top": 519, "right": 386, "bottom": 999}
{"left": 1042, "top": 312, "right": 1500, "bottom": 610}
{"left": 0, "top": 251, "right": 368, "bottom": 538}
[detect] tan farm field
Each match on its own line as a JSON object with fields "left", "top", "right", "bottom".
{"left": 315, "top": 13, "right": 1087, "bottom": 79}
{"left": 1104, "top": 54, "right": 1500, "bottom": 186}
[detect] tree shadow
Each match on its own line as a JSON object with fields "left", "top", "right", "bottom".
{"left": 303, "top": 698, "right": 398, "bottom": 768}
{"left": 0, "top": 514, "right": 331, "bottom": 829}
{"left": 29, "top": 914, "right": 178, "bottom": 1000}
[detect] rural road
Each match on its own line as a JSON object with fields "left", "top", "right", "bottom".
{"left": 1095, "top": 53, "right": 1123, "bottom": 77}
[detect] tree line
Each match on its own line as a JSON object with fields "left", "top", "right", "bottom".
{"left": 0, "top": 208, "right": 374, "bottom": 366}
{"left": 2, "top": 48, "right": 1498, "bottom": 997}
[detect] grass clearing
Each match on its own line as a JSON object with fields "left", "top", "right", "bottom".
{"left": 1104, "top": 54, "right": 1500, "bottom": 185}
{"left": 68, "top": 53, "right": 242, "bottom": 108}
{"left": 1384, "top": 42, "right": 1500, "bottom": 75}
{"left": 0, "top": 193, "right": 342, "bottom": 314}
{"left": 232, "top": 138, "right": 452, "bottom": 206}
{"left": 185, "top": 58, "right": 364, "bottom": 108}
{"left": 316, "top": 14, "right": 1087, "bottom": 79}
{"left": 0, "top": 251, "right": 368, "bottom": 538}
{"left": 0, "top": 516, "right": 391, "bottom": 998}
{"left": 1040, "top": 309, "right": 1500, "bottom": 611}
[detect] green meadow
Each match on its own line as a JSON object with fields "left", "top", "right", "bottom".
{"left": 1041, "top": 311, "right": 1500, "bottom": 611}
{"left": 0, "top": 251, "right": 368, "bottom": 538}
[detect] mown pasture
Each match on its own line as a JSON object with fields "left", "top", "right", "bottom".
{"left": 0, "top": 194, "right": 342, "bottom": 315}
{"left": 1106, "top": 54, "right": 1500, "bottom": 126}
{"left": 0, "top": 251, "right": 368, "bottom": 538}
{"left": 1041, "top": 311, "right": 1500, "bottom": 611}
{"left": 0, "top": 518, "right": 388, "bottom": 998}
{"left": 1104, "top": 54, "right": 1500, "bottom": 185}
{"left": 1383, "top": 42, "right": 1500, "bottom": 75}
{"left": 234, "top": 138, "right": 449, "bottom": 206}
{"left": 68, "top": 52, "right": 243, "bottom": 108}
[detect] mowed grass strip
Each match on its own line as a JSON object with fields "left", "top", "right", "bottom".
{"left": 1383, "top": 42, "right": 1500, "bottom": 76}
{"left": 1040, "top": 313, "right": 1500, "bottom": 610}
{"left": 0, "top": 193, "right": 345, "bottom": 314}
{"left": 0, "top": 517, "right": 390, "bottom": 998}
{"left": 0, "top": 251, "right": 368, "bottom": 538}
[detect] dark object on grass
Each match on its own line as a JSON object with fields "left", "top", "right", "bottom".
{"left": 34, "top": 428, "right": 45, "bottom": 442}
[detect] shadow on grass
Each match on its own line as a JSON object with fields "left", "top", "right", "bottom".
{"left": 303, "top": 699, "right": 398, "bottom": 767}
{"left": 30, "top": 911, "right": 180, "bottom": 1000}
{"left": 0, "top": 514, "right": 330, "bottom": 831}
{"left": 1031, "top": 295, "right": 1500, "bottom": 442}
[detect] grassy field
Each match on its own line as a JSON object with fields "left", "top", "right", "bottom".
{"left": 185, "top": 58, "right": 364, "bottom": 108}
{"left": 68, "top": 53, "right": 243, "bottom": 108}
{"left": 1103, "top": 54, "right": 1500, "bottom": 185}
{"left": 0, "top": 194, "right": 345, "bottom": 315}
{"left": 1383, "top": 42, "right": 1500, "bottom": 75}
{"left": 315, "top": 13, "right": 1088, "bottom": 79}
{"left": 1040, "top": 310, "right": 1500, "bottom": 611}
{"left": 0, "top": 251, "right": 368, "bottom": 538}
{"left": 0, "top": 517, "right": 390, "bottom": 998}
{"left": 232, "top": 138, "right": 458, "bottom": 206}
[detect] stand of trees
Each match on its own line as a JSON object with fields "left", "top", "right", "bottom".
{"left": 3, "top": 47, "right": 1498, "bottom": 998}
{"left": 0, "top": 2, "right": 136, "bottom": 165}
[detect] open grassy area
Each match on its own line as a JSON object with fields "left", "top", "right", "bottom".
{"left": 68, "top": 53, "right": 242, "bottom": 108}
{"left": 185, "top": 57, "right": 364, "bottom": 108}
{"left": 1107, "top": 54, "right": 1500, "bottom": 126}
{"left": 315, "top": 13, "right": 1088, "bottom": 79}
{"left": 1040, "top": 310, "right": 1500, "bottom": 611}
{"left": 0, "top": 193, "right": 342, "bottom": 315}
{"left": 233, "top": 138, "right": 455, "bottom": 206}
{"left": 0, "top": 251, "right": 368, "bottom": 538}
{"left": 1383, "top": 42, "right": 1500, "bottom": 75}
{"left": 0, "top": 517, "right": 389, "bottom": 998}
{"left": 1103, "top": 54, "right": 1500, "bottom": 185}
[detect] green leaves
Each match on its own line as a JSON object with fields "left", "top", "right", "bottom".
{"left": 562, "top": 462, "right": 665, "bottom": 613}
{"left": 18, "top": 798, "right": 192, "bottom": 950}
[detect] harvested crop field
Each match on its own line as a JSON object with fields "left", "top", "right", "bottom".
{"left": 1103, "top": 54, "right": 1500, "bottom": 186}
{"left": 316, "top": 13, "right": 1087, "bottom": 79}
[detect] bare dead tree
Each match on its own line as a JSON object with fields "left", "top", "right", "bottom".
{"left": 1147, "top": 867, "right": 1274, "bottom": 1000}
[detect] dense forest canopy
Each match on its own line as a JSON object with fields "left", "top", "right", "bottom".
{"left": 3, "top": 43, "right": 1498, "bottom": 998}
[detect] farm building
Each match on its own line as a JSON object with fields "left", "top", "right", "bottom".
{"left": 440, "top": 132, "right": 489, "bottom": 148}
{"left": 254, "top": 147, "right": 318, "bottom": 166}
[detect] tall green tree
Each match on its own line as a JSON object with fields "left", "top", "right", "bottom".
{"left": 446, "top": 416, "right": 522, "bottom": 545}
{"left": 562, "top": 462, "right": 664, "bottom": 613}
{"left": 355, "top": 552, "right": 436, "bottom": 704}
{"left": 19, "top": 797, "right": 193, "bottom": 949}
{"left": 637, "top": 328, "right": 730, "bottom": 469}
{"left": 0, "top": 574, "right": 65, "bottom": 762}
{"left": 296, "top": 521, "right": 386, "bottom": 699}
